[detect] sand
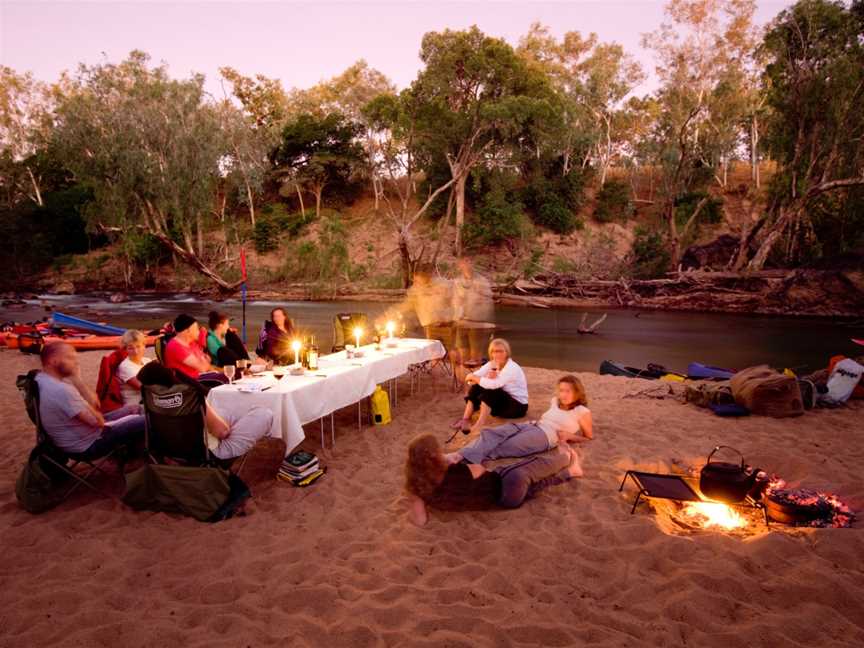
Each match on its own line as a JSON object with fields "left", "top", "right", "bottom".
{"left": 0, "top": 348, "right": 863, "bottom": 648}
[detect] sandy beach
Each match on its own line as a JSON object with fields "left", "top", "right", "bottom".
{"left": 1, "top": 348, "right": 862, "bottom": 647}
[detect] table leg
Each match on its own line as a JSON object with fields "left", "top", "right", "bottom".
{"left": 331, "top": 413, "right": 335, "bottom": 447}
{"left": 357, "top": 401, "right": 362, "bottom": 432}
{"left": 320, "top": 418, "right": 325, "bottom": 449}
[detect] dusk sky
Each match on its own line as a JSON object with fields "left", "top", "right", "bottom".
{"left": 2, "top": 0, "right": 798, "bottom": 96}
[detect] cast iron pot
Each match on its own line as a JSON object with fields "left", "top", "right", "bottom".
{"left": 699, "top": 446, "right": 760, "bottom": 504}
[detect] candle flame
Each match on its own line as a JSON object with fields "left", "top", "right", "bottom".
{"left": 291, "top": 339, "right": 301, "bottom": 352}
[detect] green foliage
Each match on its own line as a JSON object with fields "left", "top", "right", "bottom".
{"left": 126, "top": 232, "right": 165, "bottom": 266}
{"left": 630, "top": 226, "right": 670, "bottom": 279}
{"left": 271, "top": 112, "right": 366, "bottom": 212}
{"left": 522, "top": 248, "right": 545, "bottom": 278}
{"left": 673, "top": 191, "right": 723, "bottom": 233}
{"left": 595, "top": 180, "right": 634, "bottom": 223}
{"left": 4, "top": 185, "right": 95, "bottom": 282}
{"left": 253, "top": 203, "right": 315, "bottom": 253}
{"left": 521, "top": 161, "right": 588, "bottom": 234}
{"left": 463, "top": 185, "right": 525, "bottom": 248}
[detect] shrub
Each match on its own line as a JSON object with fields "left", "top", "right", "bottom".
{"left": 674, "top": 191, "right": 723, "bottom": 229}
{"left": 463, "top": 186, "right": 524, "bottom": 248}
{"left": 630, "top": 226, "right": 670, "bottom": 279}
{"left": 595, "top": 180, "right": 634, "bottom": 223}
{"left": 253, "top": 218, "right": 280, "bottom": 253}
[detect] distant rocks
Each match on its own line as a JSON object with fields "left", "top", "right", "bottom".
{"left": 109, "top": 292, "right": 129, "bottom": 303}
{"left": 52, "top": 281, "right": 76, "bottom": 295}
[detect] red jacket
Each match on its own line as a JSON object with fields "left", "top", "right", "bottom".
{"left": 96, "top": 347, "right": 127, "bottom": 412}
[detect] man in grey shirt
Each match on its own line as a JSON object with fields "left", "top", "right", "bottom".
{"left": 36, "top": 342, "right": 145, "bottom": 457}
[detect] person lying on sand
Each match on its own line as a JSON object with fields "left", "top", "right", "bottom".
{"left": 447, "top": 375, "right": 592, "bottom": 474}
{"left": 453, "top": 338, "right": 528, "bottom": 435}
{"left": 36, "top": 341, "right": 145, "bottom": 458}
{"left": 138, "top": 362, "right": 272, "bottom": 461}
{"left": 405, "top": 433, "right": 581, "bottom": 527}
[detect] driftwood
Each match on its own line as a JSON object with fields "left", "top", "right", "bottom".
{"left": 577, "top": 312, "right": 607, "bottom": 334}
{"left": 495, "top": 269, "right": 864, "bottom": 317}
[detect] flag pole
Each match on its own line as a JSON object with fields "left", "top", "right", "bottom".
{"left": 240, "top": 247, "right": 248, "bottom": 344}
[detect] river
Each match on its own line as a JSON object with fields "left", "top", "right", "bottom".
{"left": 2, "top": 294, "right": 859, "bottom": 375}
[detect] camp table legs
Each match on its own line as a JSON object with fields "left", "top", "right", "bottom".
{"left": 319, "top": 413, "right": 336, "bottom": 450}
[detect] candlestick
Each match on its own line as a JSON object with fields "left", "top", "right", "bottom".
{"left": 354, "top": 326, "right": 362, "bottom": 349}
{"left": 386, "top": 321, "right": 395, "bottom": 339}
{"left": 291, "top": 339, "right": 301, "bottom": 366}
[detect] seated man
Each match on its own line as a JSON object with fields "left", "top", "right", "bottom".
{"left": 164, "top": 314, "right": 225, "bottom": 383}
{"left": 138, "top": 362, "right": 273, "bottom": 461}
{"left": 36, "top": 341, "right": 145, "bottom": 458}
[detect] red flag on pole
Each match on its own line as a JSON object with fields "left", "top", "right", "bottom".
{"left": 240, "top": 247, "right": 247, "bottom": 282}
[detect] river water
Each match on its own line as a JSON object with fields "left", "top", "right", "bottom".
{"left": 2, "top": 294, "right": 859, "bottom": 375}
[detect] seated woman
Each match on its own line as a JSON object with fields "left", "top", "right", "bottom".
{"left": 138, "top": 362, "right": 273, "bottom": 461}
{"left": 205, "top": 311, "right": 250, "bottom": 367}
{"left": 449, "top": 375, "right": 592, "bottom": 475}
{"left": 115, "top": 329, "right": 152, "bottom": 407}
{"left": 453, "top": 338, "right": 528, "bottom": 434}
{"left": 256, "top": 307, "right": 295, "bottom": 364}
{"left": 405, "top": 434, "right": 581, "bottom": 526}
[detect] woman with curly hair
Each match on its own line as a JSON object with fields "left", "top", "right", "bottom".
{"left": 404, "top": 433, "right": 581, "bottom": 526}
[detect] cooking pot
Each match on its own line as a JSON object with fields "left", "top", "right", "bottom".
{"left": 699, "top": 446, "right": 760, "bottom": 503}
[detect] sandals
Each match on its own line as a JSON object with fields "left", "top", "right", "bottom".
{"left": 450, "top": 418, "right": 469, "bottom": 430}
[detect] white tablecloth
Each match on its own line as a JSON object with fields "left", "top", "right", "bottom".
{"left": 207, "top": 338, "right": 445, "bottom": 453}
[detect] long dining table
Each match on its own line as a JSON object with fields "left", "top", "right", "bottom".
{"left": 207, "top": 338, "right": 445, "bottom": 454}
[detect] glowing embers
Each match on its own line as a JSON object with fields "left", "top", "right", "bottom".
{"left": 679, "top": 501, "right": 747, "bottom": 530}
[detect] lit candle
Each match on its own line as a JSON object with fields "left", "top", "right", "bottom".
{"left": 291, "top": 339, "right": 301, "bottom": 366}
{"left": 386, "top": 321, "right": 395, "bottom": 339}
{"left": 354, "top": 327, "right": 362, "bottom": 349}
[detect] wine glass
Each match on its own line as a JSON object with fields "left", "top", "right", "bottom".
{"left": 224, "top": 364, "right": 236, "bottom": 384}
{"left": 236, "top": 358, "right": 248, "bottom": 376}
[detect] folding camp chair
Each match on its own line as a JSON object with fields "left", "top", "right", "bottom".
{"left": 408, "top": 323, "right": 459, "bottom": 392}
{"left": 331, "top": 312, "right": 370, "bottom": 352}
{"left": 17, "top": 370, "right": 120, "bottom": 501}
{"left": 142, "top": 383, "right": 250, "bottom": 476}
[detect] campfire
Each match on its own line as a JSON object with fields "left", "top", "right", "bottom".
{"left": 620, "top": 448, "right": 855, "bottom": 535}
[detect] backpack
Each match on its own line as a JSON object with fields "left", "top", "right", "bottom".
{"left": 18, "top": 332, "right": 44, "bottom": 355}
{"left": 96, "top": 348, "right": 127, "bottom": 413}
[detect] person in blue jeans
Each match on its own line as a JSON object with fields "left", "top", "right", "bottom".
{"left": 404, "top": 433, "right": 582, "bottom": 526}
{"left": 36, "top": 342, "right": 145, "bottom": 459}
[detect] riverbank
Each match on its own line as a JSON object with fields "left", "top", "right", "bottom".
{"left": 1, "top": 351, "right": 863, "bottom": 646}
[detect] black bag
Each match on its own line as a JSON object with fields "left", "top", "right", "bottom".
{"left": 18, "top": 332, "right": 44, "bottom": 355}
{"left": 15, "top": 448, "right": 66, "bottom": 513}
{"left": 122, "top": 463, "right": 250, "bottom": 522}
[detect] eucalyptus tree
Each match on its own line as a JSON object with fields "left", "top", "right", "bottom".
{"left": 741, "top": 0, "right": 864, "bottom": 270}
{"left": 0, "top": 66, "right": 55, "bottom": 206}
{"left": 642, "top": 0, "right": 758, "bottom": 268}
{"left": 409, "top": 26, "right": 560, "bottom": 255}
{"left": 517, "top": 23, "right": 645, "bottom": 185}
{"left": 362, "top": 92, "right": 456, "bottom": 287}
{"left": 270, "top": 112, "right": 366, "bottom": 220}
{"left": 53, "top": 51, "right": 241, "bottom": 290}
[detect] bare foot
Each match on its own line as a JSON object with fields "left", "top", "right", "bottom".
{"left": 444, "top": 452, "right": 462, "bottom": 465}
{"left": 567, "top": 446, "right": 583, "bottom": 478}
{"left": 468, "top": 424, "right": 482, "bottom": 436}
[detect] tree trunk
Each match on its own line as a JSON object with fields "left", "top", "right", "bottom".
{"left": 245, "top": 181, "right": 255, "bottom": 226}
{"left": 295, "top": 184, "right": 306, "bottom": 218}
{"left": 150, "top": 231, "right": 243, "bottom": 293}
{"left": 26, "top": 166, "right": 43, "bottom": 207}
{"left": 314, "top": 186, "right": 323, "bottom": 220}
{"left": 454, "top": 172, "right": 467, "bottom": 257}
{"left": 398, "top": 230, "right": 413, "bottom": 289}
{"left": 750, "top": 115, "right": 760, "bottom": 189}
{"left": 196, "top": 213, "right": 204, "bottom": 258}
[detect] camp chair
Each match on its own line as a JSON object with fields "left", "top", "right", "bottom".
{"left": 154, "top": 334, "right": 171, "bottom": 364}
{"left": 331, "top": 312, "right": 370, "bottom": 352}
{"left": 408, "top": 323, "right": 459, "bottom": 392}
{"left": 141, "top": 383, "right": 250, "bottom": 475}
{"left": 17, "top": 370, "right": 119, "bottom": 501}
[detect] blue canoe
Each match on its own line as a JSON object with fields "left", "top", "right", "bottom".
{"left": 687, "top": 362, "right": 736, "bottom": 380}
{"left": 52, "top": 312, "right": 126, "bottom": 337}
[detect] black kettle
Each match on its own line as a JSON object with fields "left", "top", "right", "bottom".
{"left": 699, "top": 446, "right": 761, "bottom": 503}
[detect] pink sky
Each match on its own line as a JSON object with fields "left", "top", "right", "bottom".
{"left": 1, "top": 0, "right": 798, "bottom": 95}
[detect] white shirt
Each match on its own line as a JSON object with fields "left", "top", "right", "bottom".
{"left": 537, "top": 398, "right": 590, "bottom": 446}
{"left": 116, "top": 356, "right": 152, "bottom": 407}
{"left": 475, "top": 359, "right": 529, "bottom": 404}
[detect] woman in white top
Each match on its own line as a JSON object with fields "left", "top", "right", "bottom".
{"left": 115, "top": 329, "right": 152, "bottom": 407}
{"left": 450, "top": 375, "right": 593, "bottom": 475}
{"left": 454, "top": 338, "right": 529, "bottom": 435}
